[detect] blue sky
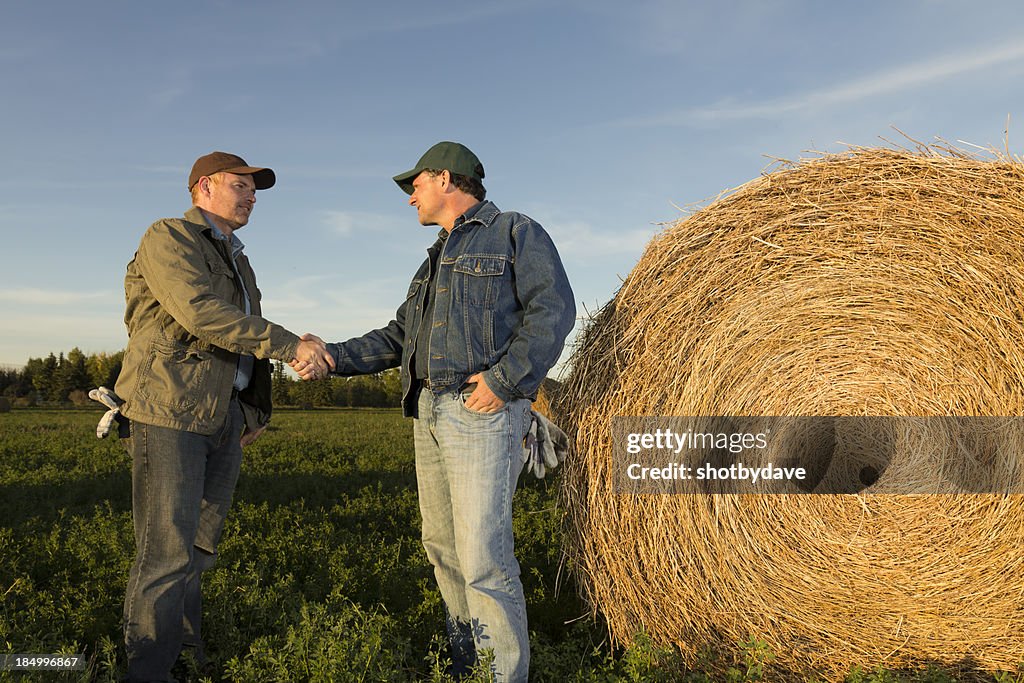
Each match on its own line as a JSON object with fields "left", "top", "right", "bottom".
{"left": 2, "top": 1, "right": 1023, "bottom": 371}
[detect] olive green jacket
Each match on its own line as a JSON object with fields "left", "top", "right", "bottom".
{"left": 115, "top": 206, "right": 300, "bottom": 435}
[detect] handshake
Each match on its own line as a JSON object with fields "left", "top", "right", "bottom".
{"left": 291, "top": 333, "right": 334, "bottom": 381}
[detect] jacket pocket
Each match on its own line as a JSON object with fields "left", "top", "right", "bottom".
{"left": 405, "top": 277, "right": 426, "bottom": 322}
{"left": 453, "top": 254, "right": 507, "bottom": 306}
{"left": 208, "top": 257, "right": 235, "bottom": 280}
{"left": 136, "top": 336, "right": 212, "bottom": 410}
{"left": 406, "top": 277, "right": 426, "bottom": 300}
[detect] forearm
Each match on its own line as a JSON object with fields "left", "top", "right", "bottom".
{"left": 138, "top": 222, "right": 300, "bottom": 360}
{"left": 484, "top": 306, "right": 575, "bottom": 402}
{"left": 169, "top": 301, "right": 300, "bottom": 361}
{"left": 328, "top": 322, "right": 405, "bottom": 376}
{"left": 485, "top": 221, "right": 576, "bottom": 401}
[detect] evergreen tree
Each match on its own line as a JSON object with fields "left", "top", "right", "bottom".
{"left": 381, "top": 368, "right": 402, "bottom": 407}
{"left": 271, "top": 361, "right": 293, "bottom": 405}
{"left": 32, "top": 353, "right": 58, "bottom": 400}
{"left": 21, "top": 358, "right": 45, "bottom": 399}
{"left": 87, "top": 351, "right": 123, "bottom": 389}
{"left": 65, "top": 348, "right": 91, "bottom": 395}
{"left": 0, "top": 368, "right": 18, "bottom": 397}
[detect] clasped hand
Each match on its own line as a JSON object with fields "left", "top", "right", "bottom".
{"left": 291, "top": 333, "right": 334, "bottom": 380}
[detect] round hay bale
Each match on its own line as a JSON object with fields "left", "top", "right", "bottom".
{"left": 560, "top": 146, "right": 1024, "bottom": 679}
{"left": 532, "top": 377, "right": 564, "bottom": 423}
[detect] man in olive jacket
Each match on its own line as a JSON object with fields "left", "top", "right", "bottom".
{"left": 115, "top": 151, "right": 333, "bottom": 682}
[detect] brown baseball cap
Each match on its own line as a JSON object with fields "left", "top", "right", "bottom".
{"left": 188, "top": 151, "right": 276, "bottom": 191}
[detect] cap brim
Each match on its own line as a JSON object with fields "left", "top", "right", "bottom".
{"left": 392, "top": 168, "right": 420, "bottom": 195}
{"left": 223, "top": 165, "right": 276, "bottom": 190}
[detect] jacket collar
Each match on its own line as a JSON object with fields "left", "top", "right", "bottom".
{"left": 432, "top": 201, "right": 501, "bottom": 241}
{"left": 452, "top": 200, "right": 500, "bottom": 233}
{"left": 184, "top": 205, "right": 208, "bottom": 228}
{"left": 184, "top": 206, "right": 245, "bottom": 254}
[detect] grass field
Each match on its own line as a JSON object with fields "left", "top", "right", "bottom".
{"left": 0, "top": 409, "right": 630, "bottom": 682}
{"left": 2, "top": 409, "right": 1021, "bottom": 682}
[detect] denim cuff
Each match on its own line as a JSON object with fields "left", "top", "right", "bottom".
{"left": 483, "top": 366, "right": 517, "bottom": 404}
{"left": 326, "top": 342, "right": 343, "bottom": 374}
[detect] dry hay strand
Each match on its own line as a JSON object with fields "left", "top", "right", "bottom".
{"left": 559, "top": 145, "right": 1024, "bottom": 679}
{"left": 532, "top": 377, "right": 564, "bottom": 423}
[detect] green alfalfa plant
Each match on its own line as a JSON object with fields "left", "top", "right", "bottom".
{"left": 994, "top": 668, "right": 1024, "bottom": 683}
{"left": 725, "top": 637, "right": 775, "bottom": 682}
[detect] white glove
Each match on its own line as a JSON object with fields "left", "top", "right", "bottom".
{"left": 522, "top": 410, "right": 569, "bottom": 478}
{"left": 523, "top": 416, "right": 544, "bottom": 478}
{"left": 89, "top": 386, "right": 123, "bottom": 438}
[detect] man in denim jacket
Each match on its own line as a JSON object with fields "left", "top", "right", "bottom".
{"left": 296, "top": 142, "right": 575, "bottom": 681}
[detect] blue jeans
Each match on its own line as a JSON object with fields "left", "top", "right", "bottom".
{"left": 122, "top": 399, "right": 244, "bottom": 682}
{"left": 414, "top": 387, "right": 532, "bottom": 682}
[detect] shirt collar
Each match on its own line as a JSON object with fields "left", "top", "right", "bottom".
{"left": 199, "top": 209, "right": 245, "bottom": 258}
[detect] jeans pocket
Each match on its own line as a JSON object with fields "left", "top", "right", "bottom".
{"left": 456, "top": 389, "right": 480, "bottom": 414}
{"left": 455, "top": 388, "right": 502, "bottom": 418}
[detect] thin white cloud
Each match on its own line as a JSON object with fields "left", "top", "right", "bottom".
{"left": 552, "top": 219, "right": 656, "bottom": 259}
{"left": 281, "top": 163, "right": 396, "bottom": 181}
{"left": 0, "top": 45, "right": 34, "bottom": 62}
{"left": 144, "top": 37, "right": 325, "bottom": 107}
{"left": 149, "top": 65, "right": 192, "bottom": 107}
{"left": 0, "top": 312, "right": 128, "bottom": 365}
{"left": 263, "top": 273, "right": 407, "bottom": 315}
{"left": 134, "top": 164, "right": 186, "bottom": 175}
{"left": 261, "top": 274, "right": 409, "bottom": 343}
{"left": 0, "top": 288, "right": 113, "bottom": 306}
{"left": 260, "top": 275, "right": 335, "bottom": 312}
{"left": 321, "top": 210, "right": 398, "bottom": 236}
{"left": 335, "top": 2, "right": 539, "bottom": 37}
{"left": 620, "top": 40, "right": 1024, "bottom": 126}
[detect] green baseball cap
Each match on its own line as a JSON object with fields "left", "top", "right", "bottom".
{"left": 393, "top": 141, "right": 485, "bottom": 195}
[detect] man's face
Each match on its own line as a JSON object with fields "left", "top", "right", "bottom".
{"left": 409, "top": 170, "right": 445, "bottom": 226}
{"left": 199, "top": 172, "right": 257, "bottom": 230}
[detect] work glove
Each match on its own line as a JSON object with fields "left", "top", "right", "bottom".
{"left": 89, "top": 386, "right": 123, "bottom": 438}
{"left": 522, "top": 409, "right": 569, "bottom": 478}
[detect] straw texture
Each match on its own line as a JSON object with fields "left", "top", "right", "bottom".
{"left": 532, "top": 378, "right": 563, "bottom": 423}
{"left": 559, "top": 145, "right": 1024, "bottom": 679}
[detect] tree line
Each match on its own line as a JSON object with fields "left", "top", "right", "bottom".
{"left": 0, "top": 350, "right": 401, "bottom": 409}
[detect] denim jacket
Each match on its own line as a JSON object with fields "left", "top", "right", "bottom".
{"left": 328, "top": 201, "right": 576, "bottom": 417}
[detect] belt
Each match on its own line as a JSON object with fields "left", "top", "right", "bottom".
{"left": 420, "top": 377, "right": 433, "bottom": 389}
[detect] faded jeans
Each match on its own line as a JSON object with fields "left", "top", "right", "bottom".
{"left": 122, "top": 399, "right": 244, "bottom": 682}
{"left": 414, "top": 387, "right": 532, "bottom": 682}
